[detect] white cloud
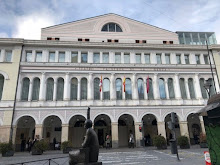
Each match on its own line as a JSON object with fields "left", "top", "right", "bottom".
{"left": 0, "top": 32, "right": 9, "bottom": 38}
{"left": 12, "top": 13, "right": 56, "bottom": 40}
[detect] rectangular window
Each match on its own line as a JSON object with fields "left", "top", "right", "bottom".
{"left": 156, "top": 54, "right": 161, "bottom": 64}
{"left": 184, "top": 54, "right": 189, "bottom": 64}
{"left": 49, "top": 52, "right": 55, "bottom": 62}
{"left": 195, "top": 54, "right": 200, "bottom": 64}
{"left": 5, "top": 51, "right": 12, "bottom": 62}
{"left": 115, "top": 53, "right": 121, "bottom": 63}
{"left": 136, "top": 53, "right": 141, "bottom": 63}
{"left": 71, "top": 52, "right": 78, "bottom": 63}
{"left": 204, "top": 55, "right": 209, "bottom": 64}
{"left": 144, "top": 54, "right": 150, "bottom": 64}
{"left": 176, "top": 54, "right": 181, "bottom": 64}
{"left": 36, "top": 52, "right": 42, "bottom": 62}
{"left": 165, "top": 54, "right": 170, "bottom": 64}
{"left": 93, "top": 53, "right": 100, "bottom": 63}
{"left": 124, "top": 53, "right": 130, "bottom": 64}
{"left": 81, "top": 52, "right": 88, "bottom": 63}
{"left": 59, "top": 52, "right": 65, "bottom": 62}
{"left": 103, "top": 53, "right": 109, "bottom": 63}
{"left": 26, "top": 52, "right": 32, "bottom": 62}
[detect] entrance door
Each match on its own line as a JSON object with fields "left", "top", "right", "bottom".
{"left": 98, "top": 129, "right": 104, "bottom": 147}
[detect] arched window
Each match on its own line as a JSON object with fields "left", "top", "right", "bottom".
{"left": 188, "top": 78, "right": 195, "bottom": 99}
{"left": 179, "top": 78, "right": 187, "bottom": 99}
{"left": 21, "top": 78, "right": 30, "bottom": 101}
{"left": 46, "top": 78, "right": 54, "bottom": 101}
{"left": 101, "top": 23, "right": 122, "bottom": 32}
{"left": 199, "top": 78, "right": 207, "bottom": 99}
{"left": 0, "top": 75, "right": 4, "bottom": 100}
{"left": 32, "top": 78, "right": 40, "bottom": 100}
{"left": 208, "top": 78, "right": 215, "bottom": 97}
{"left": 57, "top": 78, "right": 64, "bottom": 100}
{"left": 116, "top": 78, "right": 122, "bottom": 100}
{"left": 168, "top": 78, "right": 175, "bottom": 99}
{"left": 125, "top": 78, "right": 132, "bottom": 100}
{"left": 148, "top": 78, "right": 154, "bottom": 100}
{"left": 137, "top": 78, "right": 144, "bottom": 100}
{"left": 159, "top": 78, "right": 166, "bottom": 99}
{"left": 94, "top": 78, "right": 100, "bottom": 100}
{"left": 70, "top": 78, "right": 78, "bottom": 100}
{"left": 103, "top": 78, "right": 110, "bottom": 100}
{"left": 81, "top": 78, "right": 87, "bottom": 100}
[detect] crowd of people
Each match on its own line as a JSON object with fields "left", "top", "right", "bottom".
{"left": 20, "top": 136, "right": 38, "bottom": 152}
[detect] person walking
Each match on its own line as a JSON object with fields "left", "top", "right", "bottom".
{"left": 53, "top": 137, "right": 57, "bottom": 150}
{"left": 129, "top": 131, "right": 134, "bottom": 148}
{"left": 106, "top": 134, "right": 111, "bottom": 149}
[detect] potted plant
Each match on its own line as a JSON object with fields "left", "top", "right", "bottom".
{"left": 62, "top": 141, "right": 73, "bottom": 154}
{"left": 199, "top": 133, "right": 208, "bottom": 148}
{"left": 177, "top": 136, "right": 190, "bottom": 149}
{"left": 0, "top": 141, "right": 14, "bottom": 157}
{"left": 153, "top": 135, "right": 167, "bottom": 149}
{"left": 31, "top": 139, "right": 49, "bottom": 155}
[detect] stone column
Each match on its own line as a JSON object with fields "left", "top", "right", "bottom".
{"left": 181, "top": 53, "right": 185, "bottom": 64}
{"left": 157, "top": 122, "right": 167, "bottom": 139}
{"left": 28, "top": 80, "right": 33, "bottom": 101}
{"left": 35, "top": 124, "right": 43, "bottom": 139}
{"left": 122, "top": 77, "right": 125, "bottom": 100}
{"left": 12, "top": 126, "right": 17, "bottom": 145}
{"left": 135, "top": 122, "right": 142, "bottom": 147}
{"left": 77, "top": 80, "right": 80, "bottom": 100}
{"left": 88, "top": 73, "right": 93, "bottom": 100}
{"left": 165, "top": 79, "right": 169, "bottom": 99}
{"left": 153, "top": 73, "right": 160, "bottom": 99}
{"left": 78, "top": 51, "right": 81, "bottom": 63}
{"left": 100, "top": 52, "right": 103, "bottom": 64}
{"left": 39, "top": 72, "right": 46, "bottom": 101}
{"left": 174, "top": 74, "right": 181, "bottom": 99}
{"left": 179, "top": 121, "right": 190, "bottom": 139}
{"left": 132, "top": 73, "right": 138, "bottom": 100}
{"left": 53, "top": 79, "right": 57, "bottom": 101}
{"left": 141, "top": 52, "right": 145, "bottom": 64}
{"left": 214, "top": 74, "right": 220, "bottom": 93}
{"left": 111, "top": 122, "right": 118, "bottom": 148}
{"left": 121, "top": 52, "right": 124, "bottom": 64}
{"left": 110, "top": 73, "right": 116, "bottom": 100}
{"left": 199, "top": 116, "right": 206, "bottom": 134}
{"left": 143, "top": 79, "right": 148, "bottom": 100}
{"left": 32, "top": 50, "right": 36, "bottom": 62}
{"left": 194, "top": 74, "right": 202, "bottom": 99}
{"left": 64, "top": 73, "right": 70, "bottom": 100}
{"left": 161, "top": 53, "right": 166, "bottom": 64}
{"left": 185, "top": 80, "right": 190, "bottom": 99}
{"left": 61, "top": 124, "right": 69, "bottom": 142}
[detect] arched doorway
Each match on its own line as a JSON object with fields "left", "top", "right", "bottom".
{"left": 142, "top": 114, "right": 158, "bottom": 146}
{"left": 165, "top": 113, "right": 180, "bottom": 143}
{"left": 15, "top": 116, "right": 35, "bottom": 151}
{"left": 187, "top": 113, "right": 201, "bottom": 145}
{"left": 43, "top": 115, "right": 62, "bottom": 150}
{"left": 69, "top": 115, "right": 86, "bottom": 148}
{"left": 118, "top": 114, "right": 135, "bottom": 147}
{"left": 94, "top": 114, "right": 111, "bottom": 148}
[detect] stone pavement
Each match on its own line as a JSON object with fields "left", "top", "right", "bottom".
{"left": 0, "top": 146, "right": 207, "bottom": 165}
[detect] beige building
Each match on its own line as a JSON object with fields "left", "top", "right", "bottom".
{"left": 0, "top": 39, "right": 23, "bottom": 143}
{"left": 0, "top": 14, "right": 219, "bottom": 150}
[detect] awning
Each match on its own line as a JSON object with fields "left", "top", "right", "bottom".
{"left": 197, "top": 102, "right": 220, "bottom": 116}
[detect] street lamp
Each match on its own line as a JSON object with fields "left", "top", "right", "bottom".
{"left": 204, "top": 80, "right": 212, "bottom": 98}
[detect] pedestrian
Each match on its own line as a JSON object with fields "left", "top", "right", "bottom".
{"left": 53, "top": 137, "right": 57, "bottom": 150}
{"left": 106, "top": 134, "right": 111, "bottom": 149}
{"left": 129, "top": 130, "right": 134, "bottom": 148}
{"left": 27, "top": 137, "right": 32, "bottom": 152}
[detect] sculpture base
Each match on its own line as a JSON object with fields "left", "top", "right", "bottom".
{"left": 77, "top": 162, "right": 102, "bottom": 165}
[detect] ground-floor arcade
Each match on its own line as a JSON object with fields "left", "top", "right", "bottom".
{"left": 8, "top": 106, "right": 206, "bottom": 150}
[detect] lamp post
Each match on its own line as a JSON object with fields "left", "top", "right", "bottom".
{"left": 204, "top": 80, "right": 212, "bottom": 98}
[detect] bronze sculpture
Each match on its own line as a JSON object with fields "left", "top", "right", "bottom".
{"left": 69, "top": 107, "right": 101, "bottom": 165}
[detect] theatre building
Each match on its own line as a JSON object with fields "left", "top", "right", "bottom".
{"left": 0, "top": 14, "right": 219, "bottom": 150}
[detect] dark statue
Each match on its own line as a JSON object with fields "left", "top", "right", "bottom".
{"left": 69, "top": 107, "right": 102, "bottom": 165}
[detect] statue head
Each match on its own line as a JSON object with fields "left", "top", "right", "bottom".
{"left": 84, "top": 119, "right": 92, "bottom": 129}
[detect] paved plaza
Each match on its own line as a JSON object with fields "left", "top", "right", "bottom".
{"left": 0, "top": 146, "right": 206, "bottom": 165}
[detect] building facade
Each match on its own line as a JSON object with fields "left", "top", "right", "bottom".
{"left": 0, "top": 14, "right": 219, "bottom": 150}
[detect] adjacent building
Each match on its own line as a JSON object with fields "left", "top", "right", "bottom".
{"left": 0, "top": 14, "right": 219, "bottom": 150}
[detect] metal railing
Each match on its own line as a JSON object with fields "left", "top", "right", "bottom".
{"left": 7, "top": 156, "right": 69, "bottom": 165}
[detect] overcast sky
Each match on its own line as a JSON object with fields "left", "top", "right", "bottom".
{"left": 0, "top": 0, "right": 220, "bottom": 43}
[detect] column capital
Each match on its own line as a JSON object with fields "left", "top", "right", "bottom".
{"left": 66, "top": 72, "right": 70, "bottom": 75}
{"left": 179, "top": 121, "right": 188, "bottom": 124}
{"left": 111, "top": 122, "right": 118, "bottom": 125}
{"left": 175, "top": 73, "right": 179, "bottom": 76}
{"left": 89, "top": 72, "right": 93, "bottom": 76}
{"left": 135, "top": 122, "right": 142, "bottom": 125}
{"left": 62, "top": 124, "right": 69, "bottom": 127}
{"left": 154, "top": 73, "right": 158, "bottom": 76}
{"left": 35, "top": 124, "right": 43, "bottom": 127}
{"left": 41, "top": 72, "right": 46, "bottom": 75}
{"left": 195, "top": 73, "right": 199, "bottom": 77}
